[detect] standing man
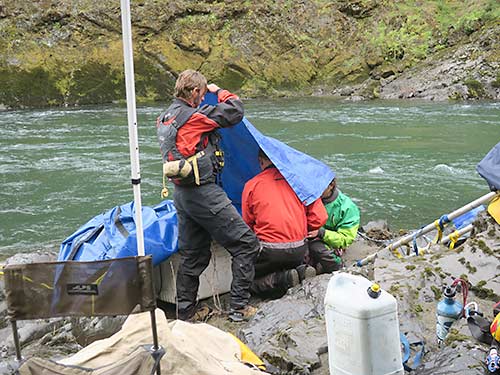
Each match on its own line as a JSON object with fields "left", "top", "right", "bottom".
{"left": 156, "top": 70, "right": 260, "bottom": 322}
{"left": 307, "top": 178, "right": 360, "bottom": 273}
{"left": 242, "top": 149, "right": 327, "bottom": 296}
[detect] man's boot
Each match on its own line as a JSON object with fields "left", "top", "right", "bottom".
{"left": 296, "top": 264, "right": 316, "bottom": 282}
{"left": 228, "top": 305, "right": 258, "bottom": 322}
{"left": 286, "top": 268, "right": 300, "bottom": 288}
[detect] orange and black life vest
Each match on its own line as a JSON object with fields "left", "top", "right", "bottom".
{"left": 157, "top": 99, "right": 224, "bottom": 186}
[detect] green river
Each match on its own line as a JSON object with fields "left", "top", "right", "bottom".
{"left": 1, "top": 98, "right": 499, "bottom": 260}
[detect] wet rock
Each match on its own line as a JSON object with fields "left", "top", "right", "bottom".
{"left": 237, "top": 212, "right": 497, "bottom": 374}
{"left": 0, "top": 318, "right": 67, "bottom": 365}
{"left": 418, "top": 340, "right": 488, "bottom": 374}
{"left": 361, "top": 219, "right": 393, "bottom": 242}
{"left": 0, "top": 359, "right": 16, "bottom": 375}
{"left": 338, "top": 86, "right": 354, "bottom": 96}
{"left": 344, "top": 95, "right": 366, "bottom": 102}
{"left": 241, "top": 275, "right": 330, "bottom": 374}
{"left": 362, "top": 219, "right": 389, "bottom": 233}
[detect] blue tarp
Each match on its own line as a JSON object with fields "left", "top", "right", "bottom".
{"left": 58, "top": 93, "right": 334, "bottom": 263}
{"left": 452, "top": 205, "right": 485, "bottom": 229}
{"left": 209, "top": 92, "right": 335, "bottom": 210}
{"left": 477, "top": 141, "right": 500, "bottom": 191}
{"left": 58, "top": 200, "right": 178, "bottom": 266}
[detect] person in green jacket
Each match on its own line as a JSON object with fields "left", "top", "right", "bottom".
{"left": 307, "top": 177, "right": 360, "bottom": 273}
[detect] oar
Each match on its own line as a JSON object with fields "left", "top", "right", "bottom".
{"left": 355, "top": 191, "right": 499, "bottom": 267}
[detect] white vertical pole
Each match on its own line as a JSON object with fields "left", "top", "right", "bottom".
{"left": 120, "top": 0, "right": 145, "bottom": 257}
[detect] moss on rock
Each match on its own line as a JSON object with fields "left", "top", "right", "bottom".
{"left": 0, "top": 0, "right": 499, "bottom": 107}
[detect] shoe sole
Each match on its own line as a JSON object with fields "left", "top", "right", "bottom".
{"left": 289, "top": 269, "right": 300, "bottom": 287}
{"left": 228, "top": 313, "right": 244, "bottom": 323}
{"left": 303, "top": 266, "right": 316, "bottom": 280}
{"left": 228, "top": 306, "right": 257, "bottom": 322}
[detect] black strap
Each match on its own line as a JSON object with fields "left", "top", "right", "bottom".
{"left": 114, "top": 206, "right": 129, "bottom": 238}
{"left": 67, "top": 224, "right": 104, "bottom": 260}
{"left": 467, "top": 313, "right": 494, "bottom": 345}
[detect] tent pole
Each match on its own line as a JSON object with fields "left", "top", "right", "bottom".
{"left": 440, "top": 224, "right": 473, "bottom": 245}
{"left": 120, "top": 0, "right": 145, "bottom": 257}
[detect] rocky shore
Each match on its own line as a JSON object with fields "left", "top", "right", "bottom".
{"left": 1, "top": 212, "right": 498, "bottom": 374}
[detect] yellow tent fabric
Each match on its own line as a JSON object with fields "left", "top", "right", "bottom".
{"left": 229, "top": 333, "right": 266, "bottom": 371}
{"left": 487, "top": 196, "right": 500, "bottom": 224}
{"left": 491, "top": 312, "right": 500, "bottom": 342}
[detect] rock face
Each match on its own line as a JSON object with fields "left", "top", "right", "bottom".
{"left": 241, "top": 275, "right": 331, "bottom": 374}
{"left": 0, "top": 0, "right": 498, "bottom": 108}
{"left": 379, "top": 35, "right": 500, "bottom": 101}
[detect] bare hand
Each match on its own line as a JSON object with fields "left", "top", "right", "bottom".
{"left": 307, "top": 230, "right": 319, "bottom": 239}
{"left": 207, "top": 83, "right": 221, "bottom": 93}
{"left": 334, "top": 248, "right": 345, "bottom": 257}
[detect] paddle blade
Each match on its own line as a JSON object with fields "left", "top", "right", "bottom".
{"left": 487, "top": 196, "right": 500, "bottom": 224}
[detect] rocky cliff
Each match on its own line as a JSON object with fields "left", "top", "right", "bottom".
{"left": 0, "top": 0, "right": 498, "bottom": 108}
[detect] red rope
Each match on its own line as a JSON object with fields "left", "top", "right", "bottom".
{"left": 452, "top": 278, "right": 469, "bottom": 318}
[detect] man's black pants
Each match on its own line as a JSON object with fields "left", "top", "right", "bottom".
{"left": 250, "top": 241, "right": 308, "bottom": 297}
{"left": 173, "top": 183, "right": 260, "bottom": 320}
{"left": 307, "top": 239, "right": 343, "bottom": 273}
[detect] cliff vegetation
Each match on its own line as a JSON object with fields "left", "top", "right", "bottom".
{"left": 0, "top": 0, "right": 498, "bottom": 108}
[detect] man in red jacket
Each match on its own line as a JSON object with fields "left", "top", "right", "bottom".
{"left": 157, "top": 70, "right": 260, "bottom": 322}
{"left": 242, "top": 149, "right": 327, "bottom": 296}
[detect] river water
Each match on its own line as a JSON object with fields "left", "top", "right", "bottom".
{"left": 1, "top": 98, "right": 499, "bottom": 260}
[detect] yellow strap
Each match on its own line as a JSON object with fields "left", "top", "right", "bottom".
{"left": 448, "top": 230, "right": 460, "bottom": 250}
{"left": 192, "top": 156, "right": 200, "bottom": 185}
{"left": 23, "top": 275, "right": 53, "bottom": 289}
{"left": 388, "top": 244, "right": 403, "bottom": 259}
{"left": 432, "top": 219, "right": 443, "bottom": 244}
{"left": 392, "top": 249, "right": 403, "bottom": 259}
{"left": 187, "top": 152, "right": 204, "bottom": 186}
{"left": 91, "top": 271, "right": 107, "bottom": 315}
{"left": 417, "top": 248, "right": 427, "bottom": 256}
{"left": 161, "top": 172, "right": 169, "bottom": 198}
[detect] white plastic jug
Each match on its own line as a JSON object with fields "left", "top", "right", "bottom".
{"left": 324, "top": 272, "right": 403, "bottom": 375}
